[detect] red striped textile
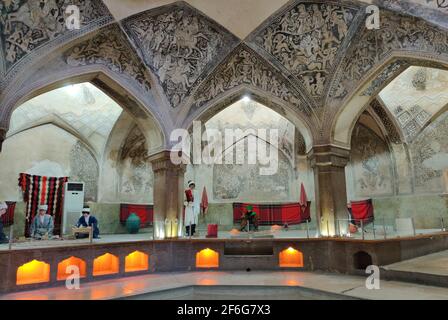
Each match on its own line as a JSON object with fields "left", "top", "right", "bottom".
{"left": 1, "top": 202, "right": 16, "bottom": 227}
{"left": 18, "top": 173, "right": 68, "bottom": 237}
{"left": 233, "top": 202, "right": 311, "bottom": 225}
{"left": 120, "top": 204, "right": 154, "bottom": 227}
{"left": 350, "top": 199, "right": 374, "bottom": 226}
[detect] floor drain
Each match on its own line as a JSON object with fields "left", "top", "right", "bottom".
{"left": 246, "top": 268, "right": 251, "bottom": 272}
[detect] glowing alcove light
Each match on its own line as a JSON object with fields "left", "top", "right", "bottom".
{"left": 279, "top": 247, "right": 304, "bottom": 268}
{"left": 125, "top": 251, "right": 149, "bottom": 273}
{"left": 196, "top": 248, "right": 219, "bottom": 268}
{"left": 16, "top": 260, "right": 50, "bottom": 285}
{"left": 93, "top": 253, "right": 119, "bottom": 276}
{"left": 57, "top": 257, "right": 87, "bottom": 281}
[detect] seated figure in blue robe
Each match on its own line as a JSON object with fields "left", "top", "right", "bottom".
{"left": 76, "top": 206, "right": 100, "bottom": 239}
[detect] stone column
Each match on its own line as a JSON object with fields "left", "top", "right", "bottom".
{"left": 148, "top": 150, "right": 187, "bottom": 239}
{"left": 0, "top": 128, "right": 6, "bottom": 153}
{"left": 309, "top": 145, "right": 350, "bottom": 236}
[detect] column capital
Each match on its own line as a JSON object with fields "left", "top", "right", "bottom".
{"left": 308, "top": 145, "right": 350, "bottom": 169}
{"left": 0, "top": 128, "right": 6, "bottom": 153}
{"left": 148, "top": 150, "right": 189, "bottom": 173}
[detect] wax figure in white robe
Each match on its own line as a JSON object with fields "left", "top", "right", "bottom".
{"left": 184, "top": 180, "right": 200, "bottom": 236}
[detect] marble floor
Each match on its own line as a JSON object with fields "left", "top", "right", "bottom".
{"left": 384, "top": 250, "right": 448, "bottom": 276}
{"left": 2, "top": 271, "right": 448, "bottom": 300}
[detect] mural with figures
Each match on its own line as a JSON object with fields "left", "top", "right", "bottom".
{"left": 119, "top": 125, "right": 154, "bottom": 203}
{"left": 411, "top": 112, "right": 448, "bottom": 194}
{"left": 0, "top": 0, "right": 110, "bottom": 72}
{"left": 255, "top": 2, "right": 358, "bottom": 99}
{"left": 349, "top": 124, "right": 394, "bottom": 198}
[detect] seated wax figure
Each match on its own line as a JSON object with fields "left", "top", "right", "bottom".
{"left": 240, "top": 205, "right": 259, "bottom": 232}
{"left": 0, "top": 202, "right": 9, "bottom": 244}
{"left": 30, "top": 205, "right": 54, "bottom": 240}
{"left": 75, "top": 206, "right": 100, "bottom": 239}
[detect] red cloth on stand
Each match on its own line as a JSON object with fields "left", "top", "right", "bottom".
{"left": 233, "top": 202, "right": 311, "bottom": 225}
{"left": 200, "top": 187, "right": 209, "bottom": 215}
{"left": 350, "top": 199, "right": 374, "bottom": 226}
{"left": 1, "top": 202, "right": 16, "bottom": 227}
{"left": 299, "top": 183, "right": 308, "bottom": 206}
{"left": 120, "top": 204, "right": 154, "bottom": 227}
{"left": 207, "top": 224, "right": 218, "bottom": 238}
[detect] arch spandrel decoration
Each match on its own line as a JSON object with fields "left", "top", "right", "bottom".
{"left": 122, "top": 2, "right": 240, "bottom": 108}
{"left": 186, "top": 45, "right": 315, "bottom": 124}
{"left": 250, "top": 0, "right": 361, "bottom": 103}
{"left": 329, "top": 9, "right": 448, "bottom": 146}
{"left": 0, "top": 0, "right": 113, "bottom": 84}
{"left": 64, "top": 25, "right": 153, "bottom": 93}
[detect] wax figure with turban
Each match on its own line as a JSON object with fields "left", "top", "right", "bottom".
{"left": 30, "top": 204, "right": 54, "bottom": 240}
{"left": 184, "top": 180, "right": 200, "bottom": 236}
{"left": 240, "top": 205, "right": 259, "bottom": 232}
{"left": 0, "top": 202, "right": 9, "bottom": 244}
{"left": 76, "top": 206, "right": 100, "bottom": 239}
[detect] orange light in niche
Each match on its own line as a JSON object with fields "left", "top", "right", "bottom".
{"left": 196, "top": 248, "right": 219, "bottom": 268}
{"left": 279, "top": 247, "right": 304, "bottom": 268}
{"left": 93, "top": 253, "right": 119, "bottom": 276}
{"left": 57, "top": 256, "right": 86, "bottom": 280}
{"left": 16, "top": 260, "right": 50, "bottom": 285}
{"left": 125, "top": 251, "right": 149, "bottom": 273}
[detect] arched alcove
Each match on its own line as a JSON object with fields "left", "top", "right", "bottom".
{"left": 353, "top": 251, "right": 373, "bottom": 270}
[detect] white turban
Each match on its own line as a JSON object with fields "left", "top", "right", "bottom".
{"left": 39, "top": 204, "right": 48, "bottom": 211}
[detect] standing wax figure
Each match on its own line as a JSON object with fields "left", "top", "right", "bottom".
{"left": 184, "top": 180, "right": 200, "bottom": 237}
{"left": 240, "top": 205, "right": 259, "bottom": 232}
{"left": 347, "top": 203, "right": 358, "bottom": 233}
{"left": 30, "top": 205, "right": 54, "bottom": 240}
{"left": 0, "top": 202, "right": 9, "bottom": 244}
{"left": 76, "top": 206, "right": 100, "bottom": 239}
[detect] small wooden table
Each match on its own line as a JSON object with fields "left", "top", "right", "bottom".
{"left": 72, "top": 227, "right": 93, "bottom": 242}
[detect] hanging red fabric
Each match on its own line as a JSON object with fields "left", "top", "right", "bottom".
{"left": 200, "top": 187, "right": 209, "bottom": 215}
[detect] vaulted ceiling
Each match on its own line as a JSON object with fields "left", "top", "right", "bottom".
{"left": 0, "top": 0, "right": 447, "bottom": 147}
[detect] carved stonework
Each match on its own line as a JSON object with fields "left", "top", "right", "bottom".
{"left": 410, "top": 112, "right": 448, "bottom": 193}
{"left": 191, "top": 46, "right": 312, "bottom": 118}
{"left": 330, "top": 11, "right": 448, "bottom": 102}
{"left": 370, "top": 99, "right": 402, "bottom": 144}
{"left": 0, "top": 127, "right": 6, "bottom": 152}
{"left": 412, "top": 67, "right": 428, "bottom": 90}
{"left": 1, "top": 0, "right": 111, "bottom": 72}
{"left": 394, "top": 104, "right": 431, "bottom": 142}
{"left": 123, "top": 4, "right": 238, "bottom": 108}
{"left": 361, "top": 60, "right": 408, "bottom": 96}
{"left": 64, "top": 26, "right": 152, "bottom": 92}
{"left": 254, "top": 2, "right": 358, "bottom": 98}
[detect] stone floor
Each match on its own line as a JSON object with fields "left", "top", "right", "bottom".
{"left": 384, "top": 250, "right": 448, "bottom": 276}
{"left": 1, "top": 227, "right": 445, "bottom": 251}
{"left": 2, "top": 271, "right": 448, "bottom": 300}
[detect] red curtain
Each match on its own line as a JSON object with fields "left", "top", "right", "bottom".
{"left": 1, "top": 202, "right": 16, "bottom": 227}
{"left": 18, "top": 173, "right": 68, "bottom": 237}
{"left": 120, "top": 204, "right": 154, "bottom": 227}
{"left": 233, "top": 202, "right": 311, "bottom": 225}
{"left": 350, "top": 199, "right": 374, "bottom": 226}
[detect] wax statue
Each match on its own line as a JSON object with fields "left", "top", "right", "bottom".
{"left": 76, "top": 206, "right": 100, "bottom": 239}
{"left": 347, "top": 203, "right": 358, "bottom": 233}
{"left": 240, "top": 205, "right": 259, "bottom": 232}
{"left": 30, "top": 204, "right": 54, "bottom": 240}
{"left": 0, "top": 202, "right": 8, "bottom": 244}
{"left": 184, "top": 180, "right": 200, "bottom": 237}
